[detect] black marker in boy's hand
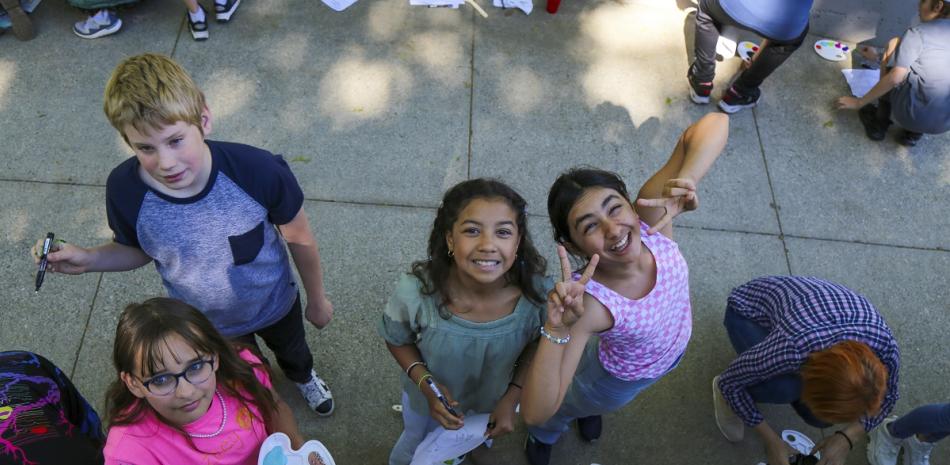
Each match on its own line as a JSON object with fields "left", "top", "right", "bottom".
{"left": 34, "top": 232, "right": 54, "bottom": 292}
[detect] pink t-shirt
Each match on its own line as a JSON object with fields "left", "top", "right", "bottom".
{"left": 583, "top": 221, "right": 692, "bottom": 381}
{"left": 104, "top": 349, "right": 272, "bottom": 465}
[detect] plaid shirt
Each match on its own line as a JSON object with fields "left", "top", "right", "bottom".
{"left": 718, "top": 276, "right": 900, "bottom": 431}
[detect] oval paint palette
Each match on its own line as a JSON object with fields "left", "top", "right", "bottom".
{"left": 737, "top": 41, "right": 759, "bottom": 62}
{"left": 814, "top": 39, "right": 850, "bottom": 62}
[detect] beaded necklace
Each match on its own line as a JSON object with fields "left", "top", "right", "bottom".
{"left": 187, "top": 389, "right": 227, "bottom": 438}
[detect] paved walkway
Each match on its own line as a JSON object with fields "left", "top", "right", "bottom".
{"left": 1, "top": 1, "right": 947, "bottom": 464}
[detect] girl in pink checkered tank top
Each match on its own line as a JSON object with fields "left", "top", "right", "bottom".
{"left": 520, "top": 113, "right": 730, "bottom": 463}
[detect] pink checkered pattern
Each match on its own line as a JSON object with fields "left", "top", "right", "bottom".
{"left": 584, "top": 221, "right": 691, "bottom": 381}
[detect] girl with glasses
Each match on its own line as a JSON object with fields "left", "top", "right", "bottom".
{"left": 102, "top": 298, "right": 325, "bottom": 465}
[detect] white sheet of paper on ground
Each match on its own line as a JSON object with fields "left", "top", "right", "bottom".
{"left": 321, "top": 0, "right": 358, "bottom": 12}
{"left": 814, "top": 39, "right": 851, "bottom": 61}
{"left": 410, "top": 413, "right": 491, "bottom": 465}
{"left": 492, "top": 0, "right": 532, "bottom": 15}
{"left": 717, "top": 25, "right": 739, "bottom": 58}
{"left": 841, "top": 69, "right": 879, "bottom": 98}
{"left": 258, "top": 432, "right": 336, "bottom": 465}
{"left": 410, "top": 0, "right": 465, "bottom": 9}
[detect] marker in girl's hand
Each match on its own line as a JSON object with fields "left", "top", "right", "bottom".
{"left": 424, "top": 377, "right": 460, "bottom": 418}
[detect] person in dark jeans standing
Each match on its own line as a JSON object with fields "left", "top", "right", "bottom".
{"left": 687, "top": 0, "right": 814, "bottom": 113}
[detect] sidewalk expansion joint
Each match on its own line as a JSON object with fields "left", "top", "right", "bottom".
{"left": 752, "top": 106, "right": 792, "bottom": 274}
{"left": 0, "top": 178, "right": 105, "bottom": 189}
{"left": 466, "top": 8, "right": 476, "bottom": 179}
{"left": 70, "top": 272, "right": 103, "bottom": 380}
{"left": 303, "top": 196, "right": 437, "bottom": 211}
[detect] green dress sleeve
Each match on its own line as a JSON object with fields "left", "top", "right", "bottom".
{"left": 377, "top": 274, "right": 427, "bottom": 346}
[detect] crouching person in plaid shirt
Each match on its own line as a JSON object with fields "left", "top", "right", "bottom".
{"left": 712, "top": 276, "right": 900, "bottom": 465}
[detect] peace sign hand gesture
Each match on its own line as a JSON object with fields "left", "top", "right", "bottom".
{"left": 546, "top": 245, "right": 599, "bottom": 330}
{"left": 635, "top": 178, "right": 699, "bottom": 235}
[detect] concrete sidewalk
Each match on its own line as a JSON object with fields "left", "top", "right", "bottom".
{"left": 1, "top": 1, "right": 947, "bottom": 464}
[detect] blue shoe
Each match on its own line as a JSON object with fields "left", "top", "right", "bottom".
{"left": 73, "top": 9, "right": 122, "bottom": 39}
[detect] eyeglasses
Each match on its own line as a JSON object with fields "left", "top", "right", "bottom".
{"left": 141, "top": 358, "right": 215, "bottom": 396}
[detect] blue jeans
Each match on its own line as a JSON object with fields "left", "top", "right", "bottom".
{"left": 389, "top": 391, "right": 440, "bottom": 465}
{"left": 527, "top": 338, "right": 680, "bottom": 445}
{"left": 889, "top": 403, "right": 950, "bottom": 443}
{"left": 723, "top": 307, "right": 831, "bottom": 428}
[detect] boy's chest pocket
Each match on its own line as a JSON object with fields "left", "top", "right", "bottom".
{"left": 228, "top": 222, "right": 266, "bottom": 266}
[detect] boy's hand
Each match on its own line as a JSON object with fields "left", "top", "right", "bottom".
{"left": 31, "top": 238, "right": 92, "bottom": 275}
{"left": 636, "top": 178, "right": 698, "bottom": 235}
{"left": 305, "top": 296, "right": 334, "bottom": 329}
{"left": 763, "top": 434, "right": 796, "bottom": 465}
{"left": 835, "top": 96, "right": 863, "bottom": 110}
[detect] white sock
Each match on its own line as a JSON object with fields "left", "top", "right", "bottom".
{"left": 214, "top": 0, "right": 226, "bottom": 5}
{"left": 188, "top": 7, "right": 205, "bottom": 23}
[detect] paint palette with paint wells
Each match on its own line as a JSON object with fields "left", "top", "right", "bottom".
{"left": 737, "top": 41, "right": 759, "bottom": 62}
{"left": 258, "top": 433, "right": 336, "bottom": 465}
{"left": 814, "top": 39, "right": 851, "bottom": 62}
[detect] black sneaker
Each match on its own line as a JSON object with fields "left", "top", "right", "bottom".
{"left": 858, "top": 105, "right": 887, "bottom": 141}
{"left": 524, "top": 434, "right": 552, "bottom": 465}
{"left": 687, "top": 69, "right": 713, "bottom": 104}
{"left": 897, "top": 129, "right": 923, "bottom": 147}
{"left": 718, "top": 85, "right": 761, "bottom": 114}
{"left": 187, "top": 6, "right": 209, "bottom": 41}
{"left": 577, "top": 415, "right": 602, "bottom": 442}
{"left": 215, "top": 0, "right": 241, "bottom": 22}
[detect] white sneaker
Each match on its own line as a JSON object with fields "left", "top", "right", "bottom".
{"left": 296, "top": 369, "right": 334, "bottom": 416}
{"left": 903, "top": 434, "right": 935, "bottom": 465}
{"left": 868, "top": 416, "right": 901, "bottom": 465}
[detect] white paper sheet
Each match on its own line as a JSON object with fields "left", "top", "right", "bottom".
{"left": 410, "top": 414, "right": 491, "bottom": 465}
{"left": 492, "top": 0, "right": 532, "bottom": 15}
{"left": 321, "top": 0, "right": 358, "bottom": 12}
{"left": 841, "top": 69, "right": 879, "bottom": 98}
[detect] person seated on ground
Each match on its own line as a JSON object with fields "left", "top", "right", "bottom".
{"left": 687, "top": 0, "right": 815, "bottom": 113}
{"left": 0, "top": 351, "right": 105, "bottom": 465}
{"left": 712, "top": 276, "right": 900, "bottom": 465}
{"left": 868, "top": 402, "right": 949, "bottom": 465}
{"left": 69, "top": 0, "right": 239, "bottom": 40}
{"left": 835, "top": 0, "right": 950, "bottom": 147}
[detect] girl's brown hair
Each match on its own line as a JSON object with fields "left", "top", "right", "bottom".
{"left": 104, "top": 298, "right": 278, "bottom": 440}
{"left": 800, "top": 340, "right": 887, "bottom": 424}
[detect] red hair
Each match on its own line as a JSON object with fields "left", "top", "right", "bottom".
{"left": 800, "top": 340, "right": 887, "bottom": 424}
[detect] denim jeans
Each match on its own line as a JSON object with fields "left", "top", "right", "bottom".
{"left": 231, "top": 293, "right": 314, "bottom": 384}
{"left": 723, "top": 307, "right": 831, "bottom": 428}
{"left": 889, "top": 403, "right": 950, "bottom": 443}
{"left": 527, "top": 338, "right": 681, "bottom": 445}
{"left": 691, "top": 0, "right": 808, "bottom": 93}
{"left": 389, "top": 391, "right": 441, "bottom": 465}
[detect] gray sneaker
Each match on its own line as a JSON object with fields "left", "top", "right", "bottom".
{"left": 903, "top": 433, "right": 935, "bottom": 465}
{"left": 296, "top": 369, "right": 334, "bottom": 416}
{"left": 712, "top": 375, "right": 744, "bottom": 442}
{"left": 867, "top": 416, "right": 901, "bottom": 465}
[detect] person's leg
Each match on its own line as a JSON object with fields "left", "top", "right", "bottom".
{"left": 723, "top": 306, "right": 770, "bottom": 355}
{"left": 732, "top": 23, "right": 809, "bottom": 94}
{"left": 889, "top": 403, "right": 950, "bottom": 443}
{"left": 691, "top": 0, "right": 732, "bottom": 82}
{"left": 389, "top": 391, "right": 437, "bottom": 465}
{"left": 254, "top": 294, "right": 314, "bottom": 384}
{"left": 183, "top": 0, "right": 209, "bottom": 40}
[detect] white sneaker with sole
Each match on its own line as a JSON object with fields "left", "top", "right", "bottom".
{"left": 903, "top": 433, "right": 935, "bottom": 465}
{"left": 296, "top": 369, "right": 334, "bottom": 416}
{"left": 867, "top": 416, "right": 901, "bottom": 465}
{"left": 712, "top": 375, "right": 744, "bottom": 442}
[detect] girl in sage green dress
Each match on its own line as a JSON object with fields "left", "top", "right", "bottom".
{"left": 377, "top": 179, "right": 552, "bottom": 465}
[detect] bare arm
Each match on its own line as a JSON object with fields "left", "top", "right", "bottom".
{"left": 635, "top": 113, "right": 729, "bottom": 237}
{"left": 33, "top": 239, "right": 152, "bottom": 274}
{"left": 269, "top": 387, "right": 306, "bottom": 449}
{"left": 280, "top": 208, "right": 333, "bottom": 329}
{"left": 385, "top": 342, "right": 464, "bottom": 429}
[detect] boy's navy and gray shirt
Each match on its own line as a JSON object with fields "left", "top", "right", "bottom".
{"left": 106, "top": 140, "right": 303, "bottom": 338}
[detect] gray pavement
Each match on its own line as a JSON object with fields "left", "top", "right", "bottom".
{"left": 1, "top": 0, "right": 948, "bottom": 464}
